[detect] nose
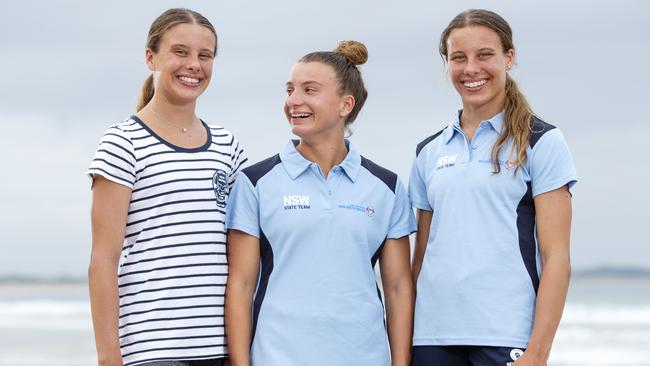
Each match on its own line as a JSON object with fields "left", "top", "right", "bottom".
{"left": 463, "top": 56, "right": 480, "bottom": 75}
{"left": 186, "top": 54, "right": 201, "bottom": 72}
{"left": 285, "top": 90, "right": 303, "bottom": 107}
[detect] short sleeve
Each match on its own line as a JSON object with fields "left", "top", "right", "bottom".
{"left": 387, "top": 179, "right": 417, "bottom": 239}
{"left": 408, "top": 154, "right": 432, "bottom": 211}
{"left": 225, "top": 173, "right": 261, "bottom": 238}
{"left": 528, "top": 128, "right": 578, "bottom": 197}
{"left": 228, "top": 134, "right": 249, "bottom": 188}
{"left": 87, "top": 126, "right": 136, "bottom": 189}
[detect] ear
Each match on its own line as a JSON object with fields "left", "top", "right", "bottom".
{"left": 145, "top": 48, "right": 156, "bottom": 71}
{"left": 505, "top": 48, "right": 515, "bottom": 70}
{"left": 339, "top": 95, "right": 355, "bottom": 118}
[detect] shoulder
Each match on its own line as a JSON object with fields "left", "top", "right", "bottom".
{"left": 416, "top": 127, "right": 447, "bottom": 157}
{"left": 529, "top": 116, "right": 558, "bottom": 149}
{"left": 360, "top": 156, "right": 398, "bottom": 194}
{"left": 205, "top": 123, "right": 238, "bottom": 144}
{"left": 205, "top": 123, "right": 230, "bottom": 137}
{"left": 240, "top": 154, "right": 282, "bottom": 186}
{"left": 97, "top": 117, "right": 141, "bottom": 148}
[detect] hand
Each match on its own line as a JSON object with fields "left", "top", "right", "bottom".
{"left": 512, "top": 351, "right": 545, "bottom": 366}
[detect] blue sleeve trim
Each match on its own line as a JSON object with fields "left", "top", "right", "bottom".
{"left": 360, "top": 156, "right": 397, "bottom": 194}
{"left": 416, "top": 128, "right": 445, "bottom": 157}
{"left": 529, "top": 116, "right": 556, "bottom": 148}
{"left": 241, "top": 154, "right": 282, "bottom": 187}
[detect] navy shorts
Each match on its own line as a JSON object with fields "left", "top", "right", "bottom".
{"left": 138, "top": 358, "right": 226, "bottom": 366}
{"left": 412, "top": 346, "right": 525, "bottom": 366}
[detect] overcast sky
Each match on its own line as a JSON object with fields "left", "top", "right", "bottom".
{"left": 0, "top": 0, "right": 648, "bottom": 277}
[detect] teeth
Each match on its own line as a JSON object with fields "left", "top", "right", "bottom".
{"left": 178, "top": 76, "right": 200, "bottom": 84}
{"left": 463, "top": 80, "right": 487, "bottom": 88}
{"left": 291, "top": 113, "right": 311, "bottom": 118}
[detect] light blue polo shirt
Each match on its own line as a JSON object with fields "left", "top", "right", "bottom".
{"left": 226, "top": 140, "right": 416, "bottom": 366}
{"left": 409, "top": 111, "right": 577, "bottom": 348}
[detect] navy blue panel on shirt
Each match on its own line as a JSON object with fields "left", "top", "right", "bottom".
{"left": 370, "top": 240, "right": 386, "bottom": 268}
{"left": 529, "top": 116, "right": 556, "bottom": 148}
{"left": 416, "top": 128, "right": 446, "bottom": 157}
{"left": 252, "top": 230, "right": 274, "bottom": 343}
{"left": 241, "top": 154, "right": 282, "bottom": 187}
{"left": 360, "top": 157, "right": 397, "bottom": 194}
{"left": 516, "top": 182, "right": 539, "bottom": 293}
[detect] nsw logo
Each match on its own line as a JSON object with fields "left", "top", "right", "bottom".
{"left": 212, "top": 169, "right": 228, "bottom": 208}
{"left": 435, "top": 154, "right": 457, "bottom": 171}
{"left": 283, "top": 195, "right": 311, "bottom": 210}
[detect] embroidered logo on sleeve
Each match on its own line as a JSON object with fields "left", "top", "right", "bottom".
{"left": 212, "top": 169, "right": 228, "bottom": 208}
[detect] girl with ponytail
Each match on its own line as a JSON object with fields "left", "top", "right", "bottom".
{"left": 225, "top": 41, "right": 415, "bottom": 366}
{"left": 88, "top": 8, "right": 247, "bottom": 366}
{"left": 409, "top": 9, "right": 577, "bottom": 366}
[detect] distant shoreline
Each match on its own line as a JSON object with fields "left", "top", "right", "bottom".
{"left": 1, "top": 266, "right": 650, "bottom": 284}
{"left": 572, "top": 267, "right": 650, "bottom": 279}
{"left": 0, "top": 276, "right": 87, "bottom": 285}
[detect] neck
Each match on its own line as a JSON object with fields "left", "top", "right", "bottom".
{"left": 145, "top": 95, "right": 198, "bottom": 128}
{"left": 460, "top": 97, "right": 505, "bottom": 140}
{"left": 297, "top": 134, "right": 348, "bottom": 178}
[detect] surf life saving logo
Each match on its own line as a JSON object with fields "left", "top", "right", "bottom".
{"left": 435, "top": 154, "right": 457, "bottom": 171}
{"left": 504, "top": 160, "right": 517, "bottom": 171}
{"left": 212, "top": 169, "right": 228, "bottom": 208}
{"left": 283, "top": 195, "right": 311, "bottom": 210}
{"left": 506, "top": 348, "right": 524, "bottom": 366}
{"left": 338, "top": 203, "right": 376, "bottom": 217}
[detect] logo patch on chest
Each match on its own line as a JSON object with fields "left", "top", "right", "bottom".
{"left": 283, "top": 195, "right": 311, "bottom": 210}
{"left": 435, "top": 154, "right": 457, "bottom": 171}
{"left": 338, "top": 203, "right": 376, "bottom": 217}
{"left": 212, "top": 169, "right": 228, "bottom": 208}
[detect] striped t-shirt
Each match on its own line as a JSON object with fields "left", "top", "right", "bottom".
{"left": 88, "top": 115, "right": 247, "bottom": 366}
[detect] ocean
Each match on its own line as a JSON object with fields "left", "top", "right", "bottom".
{"left": 0, "top": 278, "right": 648, "bottom": 366}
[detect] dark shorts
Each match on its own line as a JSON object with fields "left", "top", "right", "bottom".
{"left": 138, "top": 358, "right": 226, "bottom": 366}
{"left": 412, "top": 346, "right": 525, "bottom": 366}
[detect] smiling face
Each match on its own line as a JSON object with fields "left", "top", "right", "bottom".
{"left": 446, "top": 25, "right": 514, "bottom": 115}
{"left": 284, "top": 61, "right": 354, "bottom": 141}
{"left": 146, "top": 22, "right": 216, "bottom": 106}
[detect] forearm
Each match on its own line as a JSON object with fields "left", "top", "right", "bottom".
{"left": 88, "top": 256, "right": 123, "bottom": 366}
{"left": 385, "top": 278, "right": 414, "bottom": 366}
{"left": 225, "top": 283, "right": 254, "bottom": 366}
{"left": 526, "top": 255, "right": 571, "bottom": 362}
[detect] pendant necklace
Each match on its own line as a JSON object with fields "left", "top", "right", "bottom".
{"left": 149, "top": 106, "right": 195, "bottom": 134}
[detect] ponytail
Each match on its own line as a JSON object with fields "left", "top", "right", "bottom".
{"left": 136, "top": 74, "right": 154, "bottom": 112}
{"left": 491, "top": 74, "right": 534, "bottom": 173}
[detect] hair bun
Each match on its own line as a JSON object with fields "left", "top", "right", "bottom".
{"left": 334, "top": 40, "right": 368, "bottom": 66}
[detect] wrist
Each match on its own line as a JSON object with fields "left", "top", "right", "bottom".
{"left": 524, "top": 344, "right": 550, "bottom": 362}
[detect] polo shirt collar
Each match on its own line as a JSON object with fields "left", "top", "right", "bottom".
{"left": 279, "top": 139, "right": 361, "bottom": 182}
{"left": 443, "top": 110, "right": 505, "bottom": 144}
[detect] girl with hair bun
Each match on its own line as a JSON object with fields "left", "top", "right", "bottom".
{"left": 409, "top": 9, "right": 577, "bottom": 366}
{"left": 88, "top": 8, "right": 246, "bottom": 366}
{"left": 225, "top": 40, "right": 415, "bottom": 366}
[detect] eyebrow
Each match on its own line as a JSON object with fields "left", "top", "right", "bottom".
{"left": 286, "top": 80, "right": 323, "bottom": 86}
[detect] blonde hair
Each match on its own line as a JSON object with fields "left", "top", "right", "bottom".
{"left": 440, "top": 9, "right": 534, "bottom": 173}
{"left": 136, "top": 8, "right": 217, "bottom": 112}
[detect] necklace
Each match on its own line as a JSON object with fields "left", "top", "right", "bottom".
{"left": 148, "top": 106, "right": 196, "bottom": 133}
